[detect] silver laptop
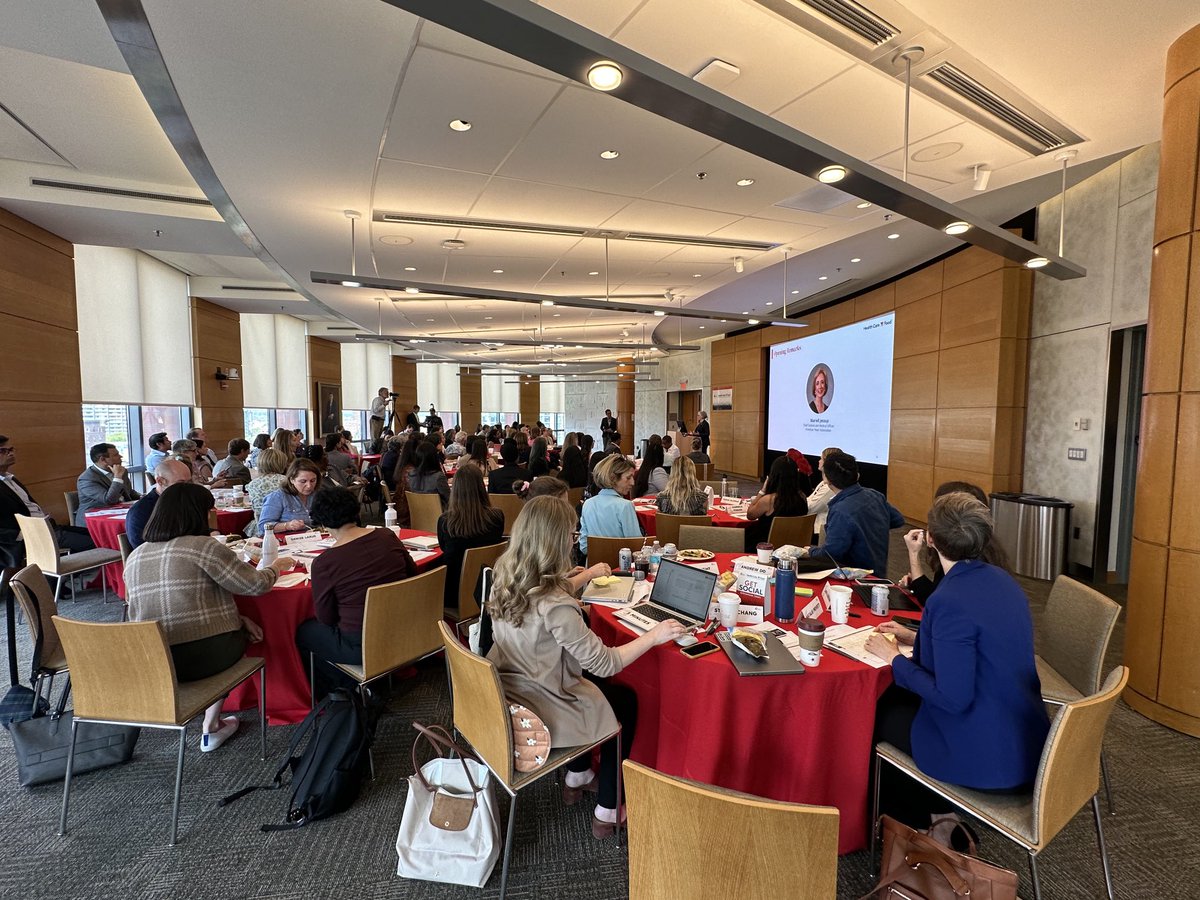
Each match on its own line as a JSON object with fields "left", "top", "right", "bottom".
{"left": 615, "top": 558, "right": 719, "bottom": 631}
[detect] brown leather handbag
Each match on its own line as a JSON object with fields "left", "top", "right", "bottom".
{"left": 863, "top": 815, "right": 1019, "bottom": 899}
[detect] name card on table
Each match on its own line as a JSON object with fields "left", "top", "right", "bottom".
{"left": 800, "top": 596, "right": 824, "bottom": 620}
{"left": 283, "top": 531, "right": 326, "bottom": 551}
{"left": 706, "top": 600, "right": 765, "bottom": 626}
{"left": 731, "top": 561, "right": 773, "bottom": 599}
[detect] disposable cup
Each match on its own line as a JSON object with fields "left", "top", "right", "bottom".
{"left": 827, "top": 584, "right": 852, "bottom": 625}
{"left": 797, "top": 618, "right": 825, "bottom": 667}
{"left": 717, "top": 592, "right": 740, "bottom": 629}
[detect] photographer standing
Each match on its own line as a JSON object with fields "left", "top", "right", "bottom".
{"left": 369, "top": 387, "right": 389, "bottom": 441}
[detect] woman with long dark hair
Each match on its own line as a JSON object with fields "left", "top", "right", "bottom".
{"left": 408, "top": 440, "right": 450, "bottom": 508}
{"left": 744, "top": 455, "right": 809, "bottom": 550}
{"left": 436, "top": 465, "right": 505, "bottom": 611}
{"left": 632, "top": 441, "right": 668, "bottom": 499}
{"left": 528, "top": 436, "right": 551, "bottom": 478}
{"left": 390, "top": 434, "right": 424, "bottom": 527}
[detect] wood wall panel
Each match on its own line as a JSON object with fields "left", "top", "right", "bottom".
{"left": 935, "top": 407, "right": 997, "bottom": 472}
{"left": 1184, "top": 233, "right": 1200, "bottom": 392}
{"left": 392, "top": 357, "right": 417, "bottom": 423}
{"left": 890, "top": 409, "right": 936, "bottom": 465}
{"left": 940, "top": 270, "right": 1006, "bottom": 349}
{"left": 895, "top": 261, "right": 942, "bottom": 306}
{"left": 1157, "top": 548, "right": 1200, "bottom": 714}
{"left": 459, "top": 367, "right": 482, "bottom": 431}
{"left": 710, "top": 350, "right": 735, "bottom": 384}
{"left": 1143, "top": 235, "right": 1190, "bottom": 393}
{"left": 887, "top": 460, "right": 933, "bottom": 523}
{"left": 1153, "top": 74, "right": 1200, "bottom": 245}
{"left": 733, "top": 378, "right": 764, "bottom": 413}
{"left": 0, "top": 312, "right": 83, "bottom": 404}
{"left": 818, "top": 302, "right": 855, "bottom": 332}
{"left": 932, "top": 467, "right": 1011, "bottom": 496}
{"left": 190, "top": 299, "right": 243, "bottom": 454}
{"left": 937, "top": 341, "right": 1002, "bottom": 408}
{"left": 1168, "top": 393, "right": 1200, "bottom": 550}
{"left": 307, "top": 337, "right": 341, "bottom": 438}
{"left": 942, "top": 244, "right": 1004, "bottom": 290}
{"left": 0, "top": 235, "right": 77, "bottom": 331}
{"left": 1133, "top": 393, "right": 1179, "bottom": 546}
{"left": 893, "top": 294, "right": 941, "bottom": 358}
{"left": 1124, "top": 538, "right": 1169, "bottom": 697}
{"left": 891, "top": 353, "right": 939, "bottom": 409}
{"left": 520, "top": 376, "right": 540, "bottom": 430}
{"left": 734, "top": 347, "right": 761, "bottom": 382}
{"left": 853, "top": 284, "right": 894, "bottom": 320}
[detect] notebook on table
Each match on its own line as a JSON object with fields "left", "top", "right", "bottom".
{"left": 615, "top": 558, "right": 718, "bottom": 632}
{"left": 401, "top": 534, "right": 440, "bottom": 551}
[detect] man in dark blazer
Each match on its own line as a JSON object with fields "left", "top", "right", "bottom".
{"left": 75, "top": 443, "right": 140, "bottom": 526}
{"left": 600, "top": 409, "right": 618, "bottom": 446}
{"left": 0, "top": 434, "right": 95, "bottom": 566}
{"left": 487, "top": 440, "right": 527, "bottom": 495}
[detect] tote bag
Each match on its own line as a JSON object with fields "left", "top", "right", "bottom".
{"left": 396, "top": 723, "right": 500, "bottom": 888}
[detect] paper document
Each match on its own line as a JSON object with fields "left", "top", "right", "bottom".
{"left": 407, "top": 550, "right": 439, "bottom": 565}
{"left": 823, "top": 624, "right": 913, "bottom": 668}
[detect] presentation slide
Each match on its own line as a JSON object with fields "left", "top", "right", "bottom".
{"left": 765, "top": 313, "right": 895, "bottom": 465}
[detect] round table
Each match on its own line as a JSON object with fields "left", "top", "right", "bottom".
{"left": 588, "top": 552, "right": 906, "bottom": 854}
{"left": 632, "top": 498, "right": 751, "bottom": 534}
{"left": 226, "top": 528, "right": 443, "bottom": 725}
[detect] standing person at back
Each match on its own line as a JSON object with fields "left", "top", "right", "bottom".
{"left": 798, "top": 451, "right": 903, "bottom": 575}
{"left": 693, "top": 411, "right": 710, "bottom": 454}
{"left": 369, "top": 387, "right": 389, "bottom": 442}
{"left": 599, "top": 409, "right": 617, "bottom": 447}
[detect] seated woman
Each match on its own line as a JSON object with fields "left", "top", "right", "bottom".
{"left": 271, "top": 426, "right": 299, "bottom": 461}
{"left": 323, "top": 433, "right": 358, "bottom": 486}
{"left": 458, "top": 436, "right": 496, "bottom": 475}
{"left": 528, "top": 436, "right": 552, "bottom": 478}
{"left": 900, "top": 481, "right": 1010, "bottom": 603}
{"left": 125, "top": 483, "right": 292, "bottom": 751}
{"left": 744, "top": 455, "right": 809, "bottom": 552}
{"left": 513, "top": 431, "right": 531, "bottom": 466}
{"left": 407, "top": 440, "right": 450, "bottom": 509}
{"left": 558, "top": 444, "right": 587, "bottom": 489}
{"left": 865, "top": 492, "right": 1049, "bottom": 828}
{"left": 297, "top": 487, "right": 417, "bottom": 698}
{"left": 390, "top": 436, "right": 424, "bottom": 527}
{"left": 631, "top": 441, "right": 668, "bottom": 499}
{"left": 247, "top": 433, "right": 271, "bottom": 469}
{"left": 578, "top": 455, "right": 642, "bottom": 559}
{"left": 258, "top": 458, "right": 322, "bottom": 535}
{"left": 436, "top": 465, "right": 505, "bottom": 613}
{"left": 246, "top": 448, "right": 290, "bottom": 536}
{"left": 378, "top": 435, "right": 404, "bottom": 491}
{"left": 487, "top": 496, "right": 685, "bottom": 837}
{"left": 802, "top": 446, "right": 841, "bottom": 539}
{"left": 655, "top": 456, "right": 707, "bottom": 516}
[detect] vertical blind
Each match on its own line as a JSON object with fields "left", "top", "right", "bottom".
{"left": 76, "top": 245, "right": 194, "bottom": 405}
{"left": 539, "top": 380, "right": 565, "bottom": 416}
{"left": 239, "top": 313, "right": 309, "bottom": 409}
{"left": 481, "top": 372, "right": 520, "bottom": 414}
{"left": 417, "top": 363, "right": 461, "bottom": 412}
{"left": 340, "top": 342, "right": 394, "bottom": 410}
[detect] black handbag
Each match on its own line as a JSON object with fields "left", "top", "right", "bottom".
{"left": 7, "top": 706, "right": 140, "bottom": 786}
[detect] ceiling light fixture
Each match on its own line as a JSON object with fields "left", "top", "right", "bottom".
{"left": 736, "top": 178, "right": 755, "bottom": 187}
{"left": 541, "top": 299, "right": 555, "bottom": 306}
{"left": 887, "top": 233, "right": 900, "bottom": 240}
{"left": 587, "top": 61, "right": 623, "bottom": 91}
{"left": 692, "top": 273, "right": 702, "bottom": 278}
{"left": 653, "top": 310, "right": 666, "bottom": 317}
{"left": 699, "top": 325, "right": 706, "bottom": 329}
{"left": 340, "top": 209, "right": 362, "bottom": 286}
{"left": 850, "top": 257, "right": 862, "bottom": 263}
{"left": 944, "top": 221, "right": 971, "bottom": 235}
{"left": 442, "top": 239, "right": 466, "bottom": 250}
{"left": 818, "top": 275, "right": 828, "bottom": 281}
{"left": 856, "top": 201, "right": 872, "bottom": 209}
{"left": 1025, "top": 257, "right": 1050, "bottom": 269}
{"left": 817, "top": 165, "right": 847, "bottom": 184}
{"left": 403, "top": 266, "right": 416, "bottom": 272}
{"left": 791, "top": 289, "right": 799, "bottom": 294}
{"left": 404, "top": 286, "right": 420, "bottom": 294}
{"left": 492, "top": 269, "right": 504, "bottom": 273}
{"left": 599, "top": 149, "right": 620, "bottom": 160}
{"left": 449, "top": 119, "right": 472, "bottom": 132}
{"left": 733, "top": 257, "right": 744, "bottom": 273}
{"left": 972, "top": 163, "right": 992, "bottom": 192}
{"left": 588, "top": 271, "right": 599, "bottom": 276}
{"left": 765, "top": 302, "right": 774, "bottom": 306}
{"left": 748, "top": 319, "right": 760, "bottom": 325}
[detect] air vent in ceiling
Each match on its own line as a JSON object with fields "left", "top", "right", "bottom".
{"left": 30, "top": 178, "right": 213, "bottom": 206}
{"left": 793, "top": 0, "right": 898, "bottom": 45}
{"left": 925, "top": 63, "right": 1072, "bottom": 152}
{"left": 219, "top": 284, "right": 296, "bottom": 292}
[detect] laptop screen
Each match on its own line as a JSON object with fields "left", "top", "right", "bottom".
{"left": 650, "top": 558, "right": 719, "bottom": 621}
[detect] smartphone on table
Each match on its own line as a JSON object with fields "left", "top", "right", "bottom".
{"left": 680, "top": 641, "right": 721, "bottom": 659}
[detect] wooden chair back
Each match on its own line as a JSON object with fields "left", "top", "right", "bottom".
{"left": 438, "top": 621, "right": 514, "bottom": 786}
{"left": 359, "top": 568, "right": 446, "bottom": 682}
{"left": 406, "top": 491, "right": 443, "bottom": 534}
{"left": 768, "top": 514, "right": 817, "bottom": 548}
{"left": 1041, "top": 576, "right": 1121, "bottom": 695}
{"left": 694, "top": 463, "right": 711, "bottom": 482}
{"left": 567, "top": 487, "right": 585, "bottom": 507}
{"left": 677, "top": 524, "right": 745, "bottom": 554}
{"left": 118, "top": 532, "right": 134, "bottom": 564}
{"left": 586, "top": 535, "right": 637, "bottom": 570}
{"left": 489, "top": 492, "right": 526, "bottom": 536}
{"left": 14, "top": 515, "right": 61, "bottom": 575}
{"left": 653, "top": 513, "right": 710, "bottom": 548}
{"left": 456, "top": 542, "right": 507, "bottom": 621}
{"left": 64, "top": 491, "right": 80, "bottom": 524}
{"left": 10, "top": 564, "right": 63, "bottom": 670}
{"left": 623, "top": 761, "right": 838, "bottom": 899}
{"left": 380, "top": 481, "right": 392, "bottom": 505}
{"left": 1033, "top": 666, "right": 1128, "bottom": 845}
{"left": 52, "top": 616, "right": 180, "bottom": 724}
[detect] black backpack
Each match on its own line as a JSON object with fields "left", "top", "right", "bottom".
{"left": 219, "top": 689, "right": 373, "bottom": 830}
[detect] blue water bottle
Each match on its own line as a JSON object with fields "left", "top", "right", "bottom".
{"left": 774, "top": 558, "right": 797, "bottom": 623}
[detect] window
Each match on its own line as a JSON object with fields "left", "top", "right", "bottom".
{"left": 243, "top": 408, "right": 270, "bottom": 440}
{"left": 540, "top": 412, "right": 565, "bottom": 435}
{"left": 342, "top": 410, "right": 367, "bottom": 440}
{"left": 83, "top": 403, "right": 192, "bottom": 468}
{"left": 275, "top": 408, "right": 304, "bottom": 432}
{"left": 82, "top": 404, "right": 130, "bottom": 464}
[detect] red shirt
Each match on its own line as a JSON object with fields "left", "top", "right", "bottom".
{"left": 310, "top": 528, "right": 416, "bottom": 633}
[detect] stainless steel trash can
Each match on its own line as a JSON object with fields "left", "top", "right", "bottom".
{"left": 989, "top": 493, "right": 1072, "bottom": 580}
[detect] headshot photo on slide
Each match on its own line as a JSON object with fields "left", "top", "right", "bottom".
{"left": 808, "top": 364, "right": 833, "bottom": 414}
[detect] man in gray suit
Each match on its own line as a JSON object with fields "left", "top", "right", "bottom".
{"left": 75, "top": 442, "right": 140, "bottom": 525}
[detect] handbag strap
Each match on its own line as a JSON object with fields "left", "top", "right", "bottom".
{"left": 410, "top": 722, "right": 484, "bottom": 796}
{"left": 905, "top": 850, "right": 972, "bottom": 895}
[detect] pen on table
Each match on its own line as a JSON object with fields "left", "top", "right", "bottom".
{"left": 848, "top": 612, "right": 862, "bottom": 619}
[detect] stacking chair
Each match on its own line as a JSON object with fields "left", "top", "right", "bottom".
{"left": 313, "top": 567, "right": 447, "bottom": 776}
{"left": 15, "top": 515, "right": 121, "bottom": 604}
{"left": 586, "top": 535, "right": 640, "bottom": 570}
{"left": 9, "top": 565, "right": 70, "bottom": 712}
{"left": 768, "top": 513, "right": 817, "bottom": 548}
{"left": 694, "top": 463, "right": 711, "bottom": 482}
{"left": 449, "top": 542, "right": 507, "bottom": 624}
{"left": 489, "top": 492, "right": 526, "bottom": 536}
{"left": 52, "top": 616, "right": 266, "bottom": 845}
{"left": 63, "top": 491, "right": 80, "bottom": 526}
{"left": 872, "top": 666, "right": 1128, "bottom": 900}
{"left": 623, "top": 761, "right": 838, "bottom": 900}
{"left": 405, "top": 491, "right": 443, "bottom": 534}
{"left": 677, "top": 524, "right": 745, "bottom": 554}
{"left": 438, "top": 621, "right": 621, "bottom": 900}
{"left": 653, "top": 512, "right": 710, "bottom": 547}
{"left": 566, "top": 487, "right": 585, "bottom": 507}
{"left": 1035, "top": 575, "right": 1123, "bottom": 813}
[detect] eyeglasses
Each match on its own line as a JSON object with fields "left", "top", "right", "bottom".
{"left": 0, "top": 446, "right": 14, "bottom": 453}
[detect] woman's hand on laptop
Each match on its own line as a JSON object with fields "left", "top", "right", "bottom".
{"left": 648, "top": 619, "right": 688, "bottom": 645}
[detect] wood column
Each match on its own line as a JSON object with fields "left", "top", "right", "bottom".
{"left": 519, "top": 374, "right": 540, "bottom": 426}
{"left": 307, "top": 337, "right": 340, "bottom": 439}
{"left": 190, "top": 299, "right": 243, "bottom": 456}
{"left": 1123, "top": 22, "right": 1200, "bottom": 736}
{"left": 616, "top": 357, "right": 635, "bottom": 454}
{"left": 460, "top": 367, "right": 482, "bottom": 432}
{"left": 391, "top": 356, "right": 416, "bottom": 430}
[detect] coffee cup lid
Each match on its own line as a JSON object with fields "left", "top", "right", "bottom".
{"left": 757, "top": 542, "right": 773, "bottom": 549}
{"left": 717, "top": 592, "right": 740, "bottom": 603}
{"left": 798, "top": 617, "right": 825, "bottom": 633}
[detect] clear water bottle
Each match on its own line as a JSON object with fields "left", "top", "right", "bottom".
{"left": 720, "top": 475, "right": 728, "bottom": 500}
{"left": 775, "top": 557, "right": 797, "bottom": 623}
{"left": 649, "top": 540, "right": 662, "bottom": 575}
{"left": 384, "top": 502, "right": 397, "bottom": 530}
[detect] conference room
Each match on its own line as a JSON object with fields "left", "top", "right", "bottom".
{"left": 2, "top": 1, "right": 1199, "bottom": 898}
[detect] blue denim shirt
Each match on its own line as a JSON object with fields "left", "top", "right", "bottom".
{"left": 808, "top": 483, "right": 904, "bottom": 575}
{"left": 258, "top": 488, "right": 314, "bottom": 535}
{"left": 578, "top": 489, "right": 642, "bottom": 554}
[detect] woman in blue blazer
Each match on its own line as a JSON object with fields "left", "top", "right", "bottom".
{"left": 866, "top": 491, "right": 1049, "bottom": 827}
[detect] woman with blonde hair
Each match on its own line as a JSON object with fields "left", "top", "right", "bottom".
{"left": 655, "top": 456, "right": 707, "bottom": 516}
{"left": 271, "top": 426, "right": 299, "bottom": 460}
{"left": 804, "top": 446, "right": 842, "bottom": 537}
{"left": 487, "top": 496, "right": 685, "bottom": 837}
{"left": 578, "top": 454, "right": 641, "bottom": 557}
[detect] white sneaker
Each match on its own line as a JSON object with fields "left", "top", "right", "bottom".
{"left": 200, "top": 716, "right": 239, "bottom": 753}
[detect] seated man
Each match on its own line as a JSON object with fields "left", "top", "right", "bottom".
{"left": 799, "top": 451, "right": 903, "bottom": 576}
{"left": 144, "top": 431, "right": 171, "bottom": 474}
{"left": 0, "top": 433, "right": 95, "bottom": 563}
{"left": 687, "top": 436, "right": 711, "bottom": 465}
{"left": 125, "top": 458, "right": 193, "bottom": 549}
{"left": 75, "top": 442, "right": 140, "bottom": 525}
{"left": 212, "top": 438, "right": 252, "bottom": 486}
{"left": 662, "top": 434, "right": 680, "bottom": 468}
{"left": 487, "top": 439, "right": 526, "bottom": 494}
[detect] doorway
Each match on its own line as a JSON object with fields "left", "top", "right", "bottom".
{"left": 1096, "top": 325, "right": 1145, "bottom": 583}
{"left": 666, "top": 389, "right": 702, "bottom": 433}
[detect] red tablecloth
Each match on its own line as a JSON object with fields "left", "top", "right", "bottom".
{"left": 84, "top": 505, "right": 255, "bottom": 599}
{"left": 226, "top": 529, "right": 443, "bottom": 724}
{"left": 633, "top": 499, "right": 750, "bottom": 534}
{"left": 589, "top": 552, "right": 903, "bottom": 854}
{"left": 359, "top": 454, "right": 381, "bottom": 472}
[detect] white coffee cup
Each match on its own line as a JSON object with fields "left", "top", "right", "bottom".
{"left": 827, "top": 584, "right": 853, "bottom": 625}
{"left": 717, "top": 592, "right": 740, "bottom": 629}
{"left": 756, "top": 542, "right": 774, "bottom": 564}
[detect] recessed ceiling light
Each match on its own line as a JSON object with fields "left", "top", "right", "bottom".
{"left": 719, "top": 319, "right": 727, "bottom": 323}
{"left": 575, "top": 345, "right": 584, "bottom": 349}
{"left": 1025, "top": 257, "right": 1050, "bottom": 269}
{"left": 442, "top": 239, "right": 466, "bottom": 250}
{"left": 404, "top": 286, "right": 420, "bottom": 294}
{"left": 818, "top": 275, "right": 828, "bottom": 281}
{"left": 492, "top": 269, "right": 504, "bottom": 274}
{"left": 887, "top": 233, "right": 900, "bottom": 240}
{"left": 653, "top": 310, "right": 666, "bottom": 317}
{"left": 850, "top": 257, "right": 861, "bottom": 263}
{"left": 693, "top": 274, "right": 702, "bottom": 278}
{"left": 856, "top": 201, "right": 872, "bottom": 209}
{"left": 425, "top": 318, "right": 435, "bottom": 322}
{"left": 791, "top": 289, "right": 800, "bottom": 294}
{"left": 403, "top": 266, "right": 416, "bottom": 271}
{"left": 736, "top": 178, "right": 755, "bottom": 187}
{"left": 587, "top": 61, "right": 623, "bottom": 91}
{"left": 484, "top": 316, "right": 493, "bottom": 320}
{"left": 542, "top": 299, "right": 555, "bottom": 306}
{"left": 741, "top": 311, "right": 749, "bottom": 315}
{"left": 944, "top": 221, "right": 971, "bottom": 236}
{"left": 449, "top": 119, "right": 472, "bottom": 132}
{"left": 748, "top": 319, "right": 760, "bottom": 325}
{"left": 765, "top": 302, "right": 774, "bottom": 306}
{"left": 588, "top": 271, "right": 600, "bottom": 276}
{"left": 699, "top": 325, "right": 706, "bottom": 329}
{"left": 817, "top": 165, "right": 847, "bottom": 184}
{"left": 599, "top": 149, "right": 620, "bottom": 160}
{"left": 340, "top": 280, "right": 362, "bottom": 288}
{"left": 552, "top": 313, "right": 561, "bottom": 317}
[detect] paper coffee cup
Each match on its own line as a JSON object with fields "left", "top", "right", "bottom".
{"left": 717, "top": 592, "right": 740, "bottom": 629}
{"left": 827, "top": 584, "right": 853, "bottom": 625}
{"left": 797, "top": 618, "right": 825, "bottom": 667}
{"left": 756, "top": 542, "right": 774, "bottom": 564}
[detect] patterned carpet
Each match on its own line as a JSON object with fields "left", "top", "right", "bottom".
{"left": 1, "top": 531, "right": 1197, "bottom": 899}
